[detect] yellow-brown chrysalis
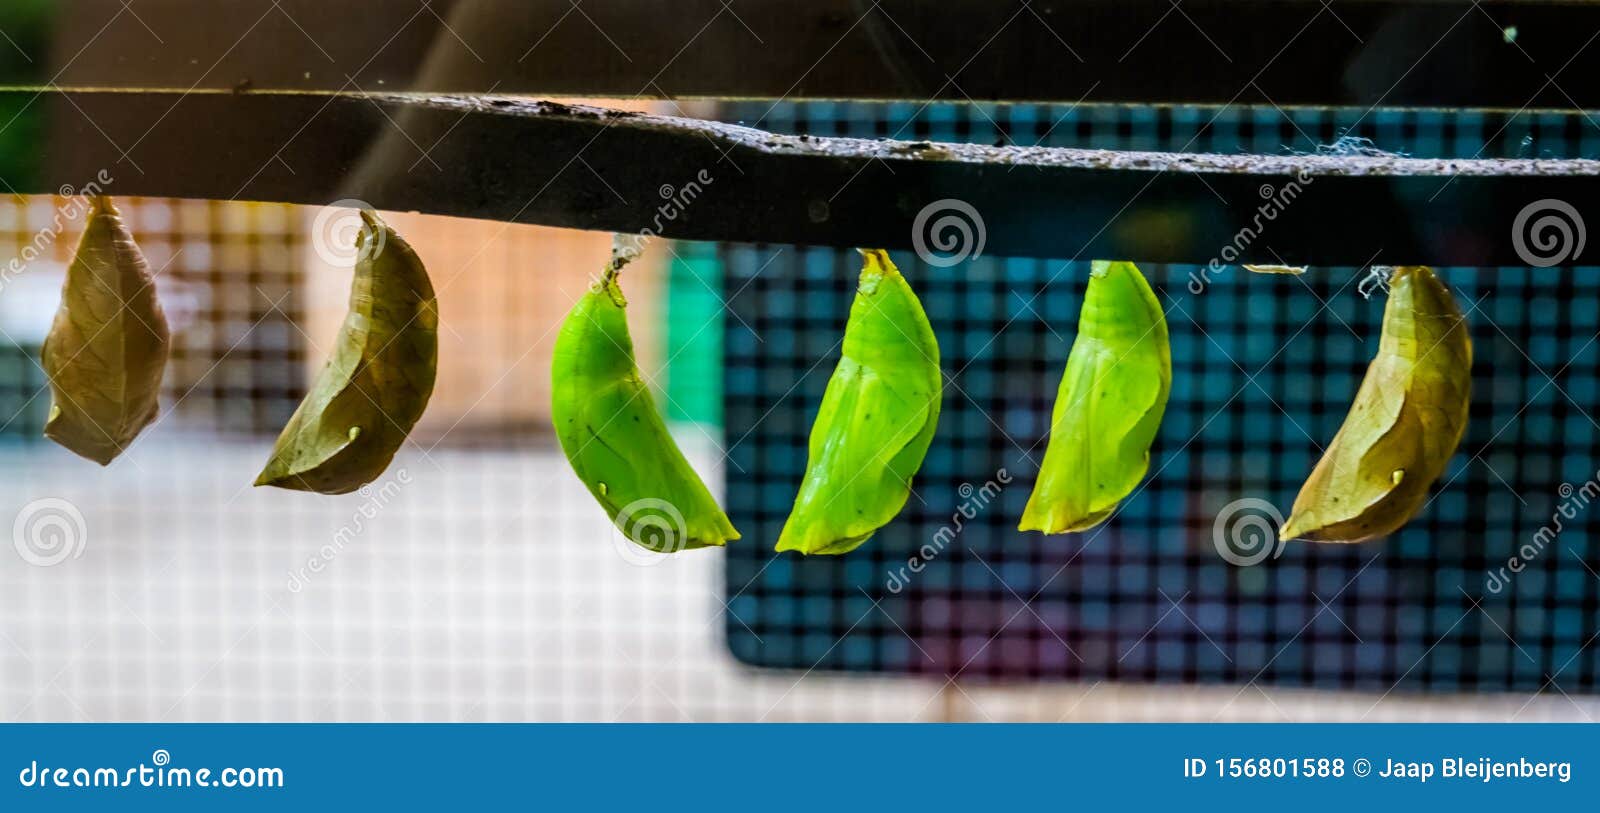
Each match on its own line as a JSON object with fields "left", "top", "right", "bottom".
{"left": 255, "top": 210, "right": 438, "bottom": 494}
{"left": 41, "top": 197, "right": 171, "bottom": 465}
{"left": 1280, "top": 266, "right": 1472, "bottom": 543}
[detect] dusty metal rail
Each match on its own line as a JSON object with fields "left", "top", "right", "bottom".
{"left": 9, "top": 91, "right": 1599, "bottom": 265}
{"left": 3, "top": 1, "right": 1599, "bottom": 109}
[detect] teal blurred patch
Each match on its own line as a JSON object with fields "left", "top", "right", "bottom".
{"left": 662, "top": 241, "right": 722, "bottom": 426}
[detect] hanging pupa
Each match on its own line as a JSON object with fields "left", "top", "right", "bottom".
{"left": 255, "top": 210, "right": 438, "bottom": 494}
{"left": 1279, "top": 265, "right": 1472, "bottom": 543}
{"left": 41, "top": 196, "right": 171, "bottom": 465}
{"left": 550, "top": 237, "right": 739, "bottom": 552}
{"left": 1020, "top": 260, "right": 1171, "bottom": 534}
{"left": 775, "top": 249, "right": 942, "bottom": 555}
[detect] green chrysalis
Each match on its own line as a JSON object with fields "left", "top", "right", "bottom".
{"left": 1020, "top": 260, "right": 1170, "bottom": 534}
{"left": 550, "top": 240, "right": 738, "bottom": 552}
{"left": 776, "top": 249, "right": 942, "bottom": 555}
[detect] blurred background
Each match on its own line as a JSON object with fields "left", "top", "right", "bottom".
{"left": 0, "top": 95, "right": 1598, "bottom": 722}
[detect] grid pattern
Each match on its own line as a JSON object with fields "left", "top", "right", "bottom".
{"left": 14, "top": 0, "right": 1598, "bottom": 723}
{"left": 723, "top": 101, "right": 1600, "bottom": 694}
{"left": 18, "top": 435, "right": 1582, "bottom": 723}
{"left": 0, "top": 113, "right": 1595, "bottom": 719}
{"left": 0, "top": 197, "right": 305, "bottom": 438}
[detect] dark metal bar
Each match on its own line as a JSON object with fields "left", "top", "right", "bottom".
{"left": 6, "top": 90, "right": 1599, "bottom": 265}
{"left": 4, "top": 1, "right": 1600, "bottom": 110}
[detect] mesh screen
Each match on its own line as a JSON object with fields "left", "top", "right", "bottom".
{"left": 2, "top": 101, "right": 1596, "bottom": 723}
{"left": 723, "top": 102, "right": 1600, "bottom": 694}
{"left": 0, "top": 197, "right": 304, "bottom": 439}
